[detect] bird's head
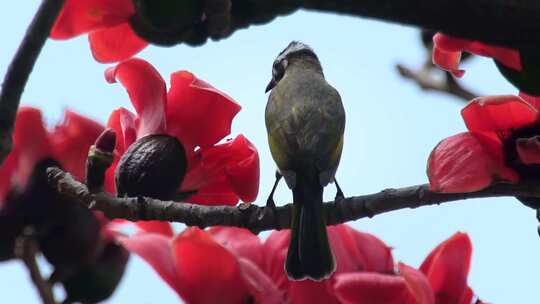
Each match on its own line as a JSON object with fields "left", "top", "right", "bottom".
{"left": 265, "top": 41, "right": 321, "bottom": 93}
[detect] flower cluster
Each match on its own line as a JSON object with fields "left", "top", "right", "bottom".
{"left": 431, "top": 32, "right": 540, "bottom": 96}
{"left": 0, "top": 108, "right": 128, "bottom": 303}
{"left": 0, "top": 9, "right": 506, "bottom": 303}
{"left": 104, "top": 58, "right": 260, "bottom": 204}
{"left": 427, "top": 93, "right": 540, "bottom": 195}
{"left": 120, "top": 222, "right": 482, "bottom": 304}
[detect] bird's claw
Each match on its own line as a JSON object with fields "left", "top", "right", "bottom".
{"left": 266, "top": 197, "right": 276, "bottom": 209}
{"left": 335, "top": 190, "right": 344, "bottom": 201}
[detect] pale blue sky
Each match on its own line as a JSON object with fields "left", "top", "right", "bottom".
{"left": 1, "top": 2, "right": 537, "bottom": 303}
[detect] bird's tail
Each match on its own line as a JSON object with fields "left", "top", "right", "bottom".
{"left": 286, "top": 173, "right": 335, "bottom": 280}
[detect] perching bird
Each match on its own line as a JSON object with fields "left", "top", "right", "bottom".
{"left": 265, "top": 41, "right": 346, "bottom": 280}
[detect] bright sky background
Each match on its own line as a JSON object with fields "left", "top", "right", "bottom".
{"left": 1, "top": 2, "right": 537, "bottom": 303}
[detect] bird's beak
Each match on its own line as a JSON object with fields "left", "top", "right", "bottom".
{"left": 265, "top": 79, "right": 276, "bottom": 93}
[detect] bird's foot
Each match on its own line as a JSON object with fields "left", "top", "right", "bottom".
{"left": 266, "top": 197, "right": 277, "bottom": 209}
{"left": 335, "top": 190, "right": 344, "bottom": 201}
{"left": 334, "top": 179, "right": 345, "bottom": 201}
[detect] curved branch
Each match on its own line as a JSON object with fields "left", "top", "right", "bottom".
{"left": 0, "top": 0, "right": 65, "bottom": 164}
{"left": 396, "top": 64, "right": 477, "bottom": 102}
{"left": 197, "top": 0, "right": 539, "bottom": 50}
{"left": 47, "top": 167, "right": 538, "bottom": 232}
{"left": 299, "top": 0, "right": 539, "bottom": 50}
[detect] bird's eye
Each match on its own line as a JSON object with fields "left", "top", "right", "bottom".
{"left": 272, "top": 61, "right": 285, "bottom": 81}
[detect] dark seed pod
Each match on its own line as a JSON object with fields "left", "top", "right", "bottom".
{"left": 40, "top": 200, "right": 103, "bottom": 282}
{"left": 116, "top": 134, "right": 187, "bottom": 200}
{"left": 62, "top": 242, "right": 129, "bottom": 304}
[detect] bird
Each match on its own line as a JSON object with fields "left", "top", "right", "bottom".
{"left": 264, "top": 41, "right": 346, "bottom": 280}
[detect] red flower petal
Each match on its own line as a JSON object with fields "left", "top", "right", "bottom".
{"left": 173, "top": 228, "right": 250, "bottom": 304}
{"left": 0, "top": 108, "right": 52, "bottom": 202}
{"left": 5, "top": 108, "right": 53, "bottom": 191}
{"left": 105, "top": 108, "right": 137, "bottom": 194}
{"left": 462, "top": 287, "right": 474, "bottom": 304}
{"left": 517, "top": 136, "right": 540, "bottom": 165}
{"left": 399, "top": 263, "right": 435, "bottom": 304}
{"left": 419, "top": 232, "right": 473, "bottom": 304}
{"left": 106, "top": 108, "right": 137, "bottom": 155}
{"left": 461, "top": 95, "right": 538, "bottom": 132}
{"left": 262, "top": 230, "right": 290, "bottom": 291}
{"left": 289, "top": 280, "right": 340, "bottom": 304}
{"left": 334, "top": 272, "right": 411, "bottom": 304}
{"left": 106, "top": 58, "right": 166, "bottom": 138}
{"left": 237, "top": 258, "right": 284, "bottom": 304}
{"left": 183, "top": 179, "right": 241, "bottom": 205}
{"left": 117, "top": 233, "right": 180, "bottom": 294}
{"left": 263, "top": 225, "right": 393, "bottom": 304}
{"left": 432, "top": 46, "right": 464, "bottom": 78}
{"left": 332, "top": 225, "right": 393, "bottom": 273}
{"left": 0, "top": 151, "right": 17, "bottom": 204}
{"left": 222, "top": 135, "right": 259, "bottom": 202}
{"left": 89, "top": 24, "right": 148, "bottom": 63}
{"left": 427, "top": 132, "right": 519, "bottom": 193}
{"left": 263, "top": 229, "right": 338, "bottom": 303}
{"left": 166, "top": 71, "right": 241, "bottom": 149}
{"left": 104, "top": 159, "right": 118, "bottom": 194}
{"left": 433, "top": 33, "right": 522, "bottom": 77}
{"left": 182, "top": 135, "right": 260, "bottom": 204}
{"left": 135, "top": 221, "right": 174, "bottom": 237}
{"left": 51, "top": 0, "right": 134, "bottom": 39}
{"left": 519, "top": 92, "right": 540, "bottom": 110}
{"left": 208, "top": 227, "right": 264, "bottom": 268}
{"left": 51, "top": 110, "right": 104, "bottom": 181}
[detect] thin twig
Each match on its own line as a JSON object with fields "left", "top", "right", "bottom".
{"left": 47, "top": 167, "right": 539, "bottom": 233}
{"left": 15, "top": 228, "right": 57, "bottom": 304}
{"left": 0, "top": 0, "right": 65, "bottom": 164}
{"left": 396, "top": 64, "right": 477, "bottom": 102}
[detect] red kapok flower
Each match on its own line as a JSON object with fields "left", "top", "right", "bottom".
{"left": 427, "top": 94, "right": 540, "bottom": 193}
{"left": 119, "top": 226, "right": 283, "bottom": 304}
{"left": 51, "top": 0, "right": 209, "bottom": 63}
{"left": 105, "top": 58, "right": 259, "bottom": 204}
{"left": 334, "top": 232, "right": 481, "bottom": 304}
{"left": 263, "top": 224, "right": 394, "bottom": 304}
{"left": 51, "top": 0, "right": 147, "bottom": 63}
{"left": 0, "top": 107, "right": 106, "bottom": 269}
{"left": 432, "top": 33, "right": 521, "bottom": 78}
{"left": 0, "top": 107, "right": 104, "bottom": 202}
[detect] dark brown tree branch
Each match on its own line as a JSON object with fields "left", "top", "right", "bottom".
{"left": 15, "top": 228, "right": 57, "bottom": 304}
{"left": 47, "top": 167, "right": 539, "bottom": 233}
{"left": 192, "top": 1, "right": 540, "bottom": 50}
{"left": 0, "top": 0, "right": 65, "bottom": 165}
{"left": 299, "top": 0, "right": 540, "bottom": 50}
